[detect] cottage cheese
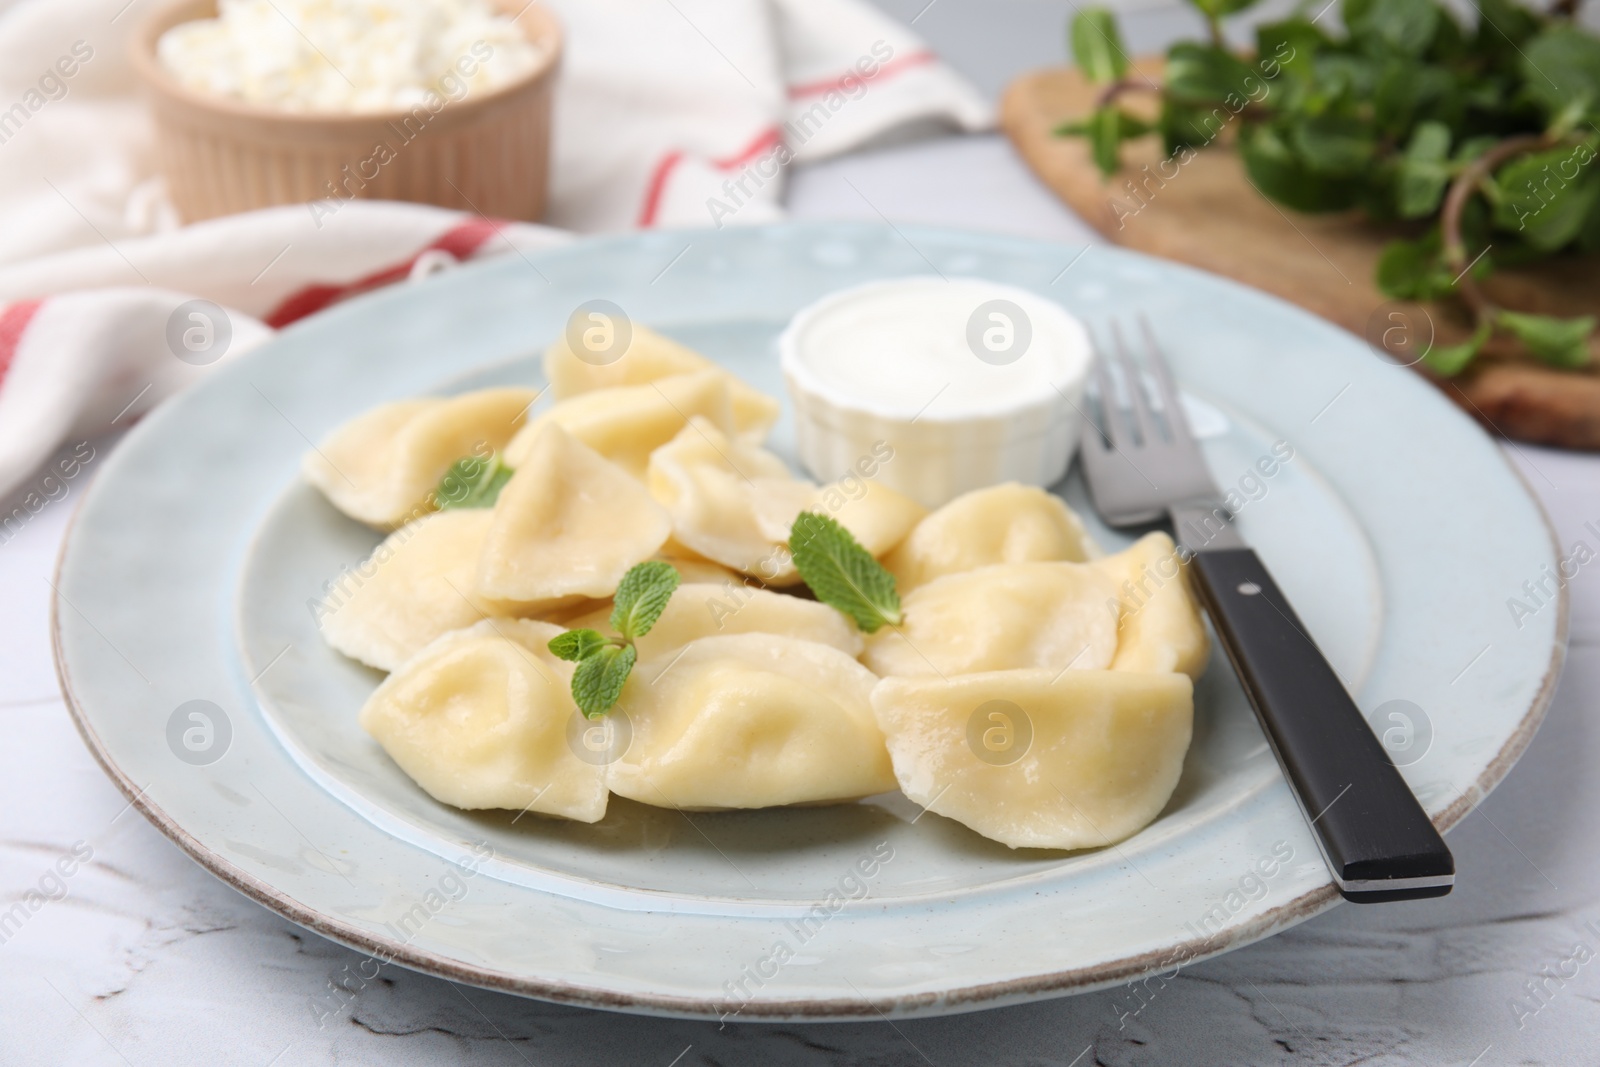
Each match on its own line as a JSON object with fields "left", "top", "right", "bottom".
{"left": 157, "top": 0, "right": 543, "bottom": 114}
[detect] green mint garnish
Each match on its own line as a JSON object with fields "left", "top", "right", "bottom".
{"left": 435, "top": 453, "right": 514, "bottom": 510}
{"left": 788, "top": 511, "right": 902, "bottom": 634}
{"left": 548, "top": 561, "right": 680, "bottom": 717}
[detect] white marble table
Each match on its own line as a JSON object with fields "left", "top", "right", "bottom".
{"left": 9, "top": 7, "right": 1600, "bottom": 1063}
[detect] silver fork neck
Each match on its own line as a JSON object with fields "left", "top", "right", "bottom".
{"left": 1171, "top": 499, "right": 1247, "bottom": 554}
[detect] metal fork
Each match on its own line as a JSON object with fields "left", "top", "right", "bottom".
{"left": 1078, "top": 318, "right": 1454, "bottom": 903}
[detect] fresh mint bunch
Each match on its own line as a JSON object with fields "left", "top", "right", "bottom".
{"left": 435, "top": 453, "right": 515, "bottom": 509}
{"left": 788, "top": 512, "right": 902, "bottom": 633}
{"left": 548, "top": 561, "right": 680, "bottom": 718}
{"left": 1057, "top": 0, "right": 1600, "bottom": 375}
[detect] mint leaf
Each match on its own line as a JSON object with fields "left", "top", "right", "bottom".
{"left": 1070, "top": 8, "right": 1128, "bottom": 85}
{"left": 1421, "top": 321, "right": 1491, "bottom": 377}
{"left": 571, "top": 643, "right": 636, "bottom": 719}
{"left": 1396, "top": 121, "right": 1452, "bottom": 219}
{"left": 435, "top": 453, "right": 514, "bottom": 510}
{"left": 610, "top": 561, "right": 681, "bottom": 639}
{"left": 548, "top": 628, "right": 610, "bottom": 662}
{"left": 788, "top": 512, "right": 901, "bottom": 634}
{"left": 1497, "top": 311, "right": 1596, "bottom": 369}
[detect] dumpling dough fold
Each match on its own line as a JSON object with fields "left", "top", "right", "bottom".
{"left": 304, "top": 387, "right": 538, "bottom": 528}
{"left": 1093, "top": 532, "right": 1211, "bottom": 679}
{"left": 885, "top": 483, "right": 1100, "bottom": 591}
{"left": 478, "top": 424, "right": 672, "bottom": 601}
{"left": 609, "top": 634, "right": 896, "bottom": 810}
{"left": 360, "top": 619, "right": 607, "bottom": 822}
{"left": 871, "top": 668, "right": 1193, "bottom": 850}
{"left": 566, "top": 582, "right": 864, "bottom": 660}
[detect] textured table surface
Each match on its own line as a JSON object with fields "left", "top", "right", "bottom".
{"left": 7, "top": 3, "right": 1600, "bottom": 1064}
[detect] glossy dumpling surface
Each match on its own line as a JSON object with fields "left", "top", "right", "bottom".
{"left": 504, "top": 370, "right": 735, "bottom": 478}
{"left": 543, "top": 323, "right": 780, "bottom": 440}
{"left": 360, "top": 619, "right": 607, "bottom": 821}
{"left": 609, "top": 634, "right": 896, "bottom": 809}
{"left": 304, "top": 387, "right": 538, "bottom": 528}
{"left": 885, "top": 482, "right": 1100, "bottom": 591}
{"left": 1093, "top": 532, "right": 1211, "bottom": 679}
{"left": 863, "top": 562, "right": 1118, "bottom": 678}
{"left": 318, "top": 509, "right": 580, "bottom": 672}
{"left": 871, "top": 668, "right": 1193, "bottom": 849}
{"left": 566, "top": 582, "right": 863, "bottom": 660}
{"left": 478, "top": 424, "right": 671, "bottom": 601}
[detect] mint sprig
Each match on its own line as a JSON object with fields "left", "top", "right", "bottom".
{"left": 788, "top": 511, "right": 902, "bottom": 633}
{"left": 548, "top": 561, "right": 680, "bottom": 717}
{"left": 435, "top": 453, "right": 514, "bottom": 509}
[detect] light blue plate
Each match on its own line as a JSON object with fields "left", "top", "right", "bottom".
{"left": 53, "top": 223, "right": 1564, "bottom": 1020}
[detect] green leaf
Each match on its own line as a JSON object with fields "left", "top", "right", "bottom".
{"left": 1521, "top": 27, "right": 1600, "bottom": 122}
{"left": 548, "top": 628, "right": 610, "bottom": 662}
{"left": 1475, "top": 0, "right": 1541, "bottom": 56}
{"left": 1290, "top": 113, "right": 1377, "bottom": 176}
{"left": 1164, "top": 42, "right": 1260, "bottom": 105}
{"left": 1397, "top": 121, "right": 1453, "bottom": 218}
{"left": 571, "top": 642, "right": 636, "bottom": 718}
{"left": 1375, "top": 232, "right": 1460, "bottom": 300}
{"left": 1344, "top": 0, "right": 1440, "bottom": 56}
{"left": 1491, "top": 143, "right": 1600, "bottom": 251}
{"left": 1255, "top": 18, "right": 1324, "bottom": 82}
{"left": 1239, "top": 124, "right": 1361, "bottom": 212}
{"left": 1070, "top": 8, "right": 1128, "bottom": 85}
{"left": 435, "top": 453, "right": 514, "bottom": 510}
{"left": 1497, "top": 311, "right": 1596, "bottom": 369}
{"left": 788, "top": 512, "right": 901, "bottom": 634}
{"left": 1189, "top": 0, "right": 1258, "bottom": 18}
{"left": 1421, "top": 321, "right": 1491, "bottom": 377}
{"left": 610, "top": 560, "right": 681, "bottom": 640}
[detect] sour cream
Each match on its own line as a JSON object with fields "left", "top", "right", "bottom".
{"left": 157, "top": 0, "right": 543, "bottom": 114}
{"left": 780, "top": 277, "right": 1092, "bottom": 508}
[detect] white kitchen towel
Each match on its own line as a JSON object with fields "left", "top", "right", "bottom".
{"left": 0, "top": 0, "right": 991, "bottom": 501}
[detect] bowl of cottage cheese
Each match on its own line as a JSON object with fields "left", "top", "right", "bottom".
{"left": 130, "top": 0, "right": 561, "bottom": 222}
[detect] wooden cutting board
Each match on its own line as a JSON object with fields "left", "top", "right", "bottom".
{"left": 1001, "top": 59, "right": 1600, "bottom": 450}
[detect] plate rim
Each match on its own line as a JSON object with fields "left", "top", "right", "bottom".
{"left": 49, "top": 222, "right": 1570, "bottom": 1018}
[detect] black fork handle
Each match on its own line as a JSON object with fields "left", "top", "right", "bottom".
{"left": 1188, "top": 547, "right": 1454, "bottom": 902}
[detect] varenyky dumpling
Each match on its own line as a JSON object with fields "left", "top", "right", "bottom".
{"left": 317, "top": 509, "right": 590, "bottom": 672}
{"left": 544, "top": 323, "right": 780, "bottom": 440}
{"left": 647, "top": 418, "right": 925, "bottom": 584}
{"left": 1093, "top": 532, "right": 1211, "bottom": 679}
{"left": 885, "top": 483, "right": 1100, "bottom": 591}
{"left": 609, "top": 634, "right": 896, "bottom": 810}
{"left": 864, "top": 562, "right": 1119, "bottom": 678}
{"left": 567, "top": 582, "right": 864, "bottom": 661}
{"left": 871, "top": 668, "right": 1193, "bottom": 849}
{"left": 478, "top": 424, "right": 671, "bottom": 601}
{"left": 360, "top": 619, "right": 608, "bottom": 821}
{"left": 504, "top": 369, "right": 736, "bottom": 478}
{"left": 304, "top": 387, "right": 538, "bottom": 528}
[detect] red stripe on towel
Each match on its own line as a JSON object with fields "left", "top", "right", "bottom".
{"left": 637, "top": 126, "right": 783, "bottom": 227}
{"left": 0, "top": 299, "right": 44, "bottom": 389}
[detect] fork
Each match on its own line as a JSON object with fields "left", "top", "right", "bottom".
{"left": 1077, "top": 318, "right": 1454, "bottom": 903}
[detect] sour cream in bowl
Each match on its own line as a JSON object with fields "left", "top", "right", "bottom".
{"left": 779, "top": 277, "right": 1092, "bottom": 508}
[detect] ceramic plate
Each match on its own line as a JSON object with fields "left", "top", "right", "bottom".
{"left": 54, "top": 223, "right": 1564, "bottom": 1020}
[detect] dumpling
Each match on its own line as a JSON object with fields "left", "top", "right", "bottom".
{"left": 304, "top": 387, "right": 538, "bottom": 528}
{"left": 654, "top": 552, "right": 744, "bottom": 586}
{"left": 566, "top": 582, "right": 863, "bottom": 660}
{"left": 609, "top": 634, "right": 896, "bottom": 809}
{"left": 478, "top": 424, "right": 671, "bottom": 601}
{"left": 317, "top": 509, "right": 587, "bottom": 672}
{"left": 360, "top": 619, "right": 608, "bottom": 821}
{"left": 544, "top": 323, "right": 780, "bottom": 439}
{"left": 648, "top": 418, "right": 925, "bottom": 585}
{"left": 504, "top": 370, "right": 736, "bottom": 478}
{"left": 863, "top": 562, "right": 1119, "bottom": 678}
{"left": 871, "top": 668, "right": 1193, "bottom": 849}
{"left": 1093, "top": 532, "right": 1211, "bottom": 679}
{"left": 885, "top": 483, "right": 1100, "bottom": 591}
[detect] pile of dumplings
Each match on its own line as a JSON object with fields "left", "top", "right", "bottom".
{"left": 304, "top": 324, "right": 1210, "bottom": 851}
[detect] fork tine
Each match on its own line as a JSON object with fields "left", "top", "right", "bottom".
{"left": 1085, "top": 330, "right": 1127, "bottom": 452}
{"left": 1139, "top": 315, "right": 1194, "bottom": 444}
{"left": 1111, "top": 320, "right": 1158, "bottom": 444}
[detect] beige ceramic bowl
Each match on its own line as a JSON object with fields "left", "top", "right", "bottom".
{"left": 130, "top": 0, "right": 561, "bottom": 223}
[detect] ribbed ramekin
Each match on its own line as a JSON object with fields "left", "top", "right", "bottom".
{"left": 129, "top": 0, "right": 561, "bottom": 223}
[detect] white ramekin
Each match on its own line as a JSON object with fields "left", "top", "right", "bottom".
{"left": 778, "top": 277, "right": 1092, "bottom": 508}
